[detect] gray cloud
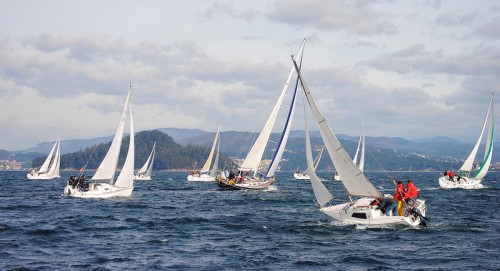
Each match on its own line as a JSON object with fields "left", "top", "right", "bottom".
{"left": 266, "top": 0, "right": 398, "bottom": 35}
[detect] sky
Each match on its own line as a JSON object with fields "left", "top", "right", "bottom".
{"left": 0, "top": 0, "right": 499, "bottom": 151}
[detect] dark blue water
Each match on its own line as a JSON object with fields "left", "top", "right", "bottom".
{"left": 0, "top": 171, "right": 498, "bottom": 270}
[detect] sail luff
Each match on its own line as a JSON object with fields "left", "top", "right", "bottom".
{"left": 266, "top": 39, "right": 306, "bottom": 178}
{"left": 92, "top": 89, "right": 130, "bottom": 182}
{"left": 293, "top": 57, "right": 382, "bottom": 198}
{"left": 240, "top": 40, "right": 305, "bottom": 172}
{"left": 201, "top": 127, "right": 220, "bottom": 172}
{"left": 115, "top": 104, "right": 134, "bottom": 188}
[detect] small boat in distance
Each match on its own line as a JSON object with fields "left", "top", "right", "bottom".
{"left": 335, "top": 122, "right": 365, "bottom": 181}
{"left": 439, "top": 91, "right": 495, "bottom": 189}
{"left": 187, "top": 126, "right": 221, "bottom": 182}
{"left": 64, "top": 85, "right": 135, "bottom": 198}
{"left": 293, "top": 145, "right": 324, "bottom": 180}
{"left": 27, "top": 133, "right": 61, "bottom": 180}
{"left": 135, "top": 141, "right": 156, "bottom": 181}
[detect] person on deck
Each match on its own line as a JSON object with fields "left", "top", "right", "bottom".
{"left": 447, "top": 170, "right": 455, "bottom": 182}
{"left": 404, "top": 180, "right": 418, "bottom": 205}
{"left": 393, "top": 179, "right": 405, "bottom": 216}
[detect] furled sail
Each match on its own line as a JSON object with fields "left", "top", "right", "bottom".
{"left": 293, "top": 58, "right": 382, "bottom": 198}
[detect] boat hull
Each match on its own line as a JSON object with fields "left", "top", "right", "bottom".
{"left": 134, "top": 175, "right": 151, "bottom": 181}
{"left": 218, "top": 177, "right": 274, "bottom": 190}
{"left": 319, "top": 198, "right": 427, "bottom": 226}
{"left": 187, "top": 174, "right": 215, "bottom": 182}
{"left": 27, "top": 173, "right": 60, "bottom": 180}
{"left": 293, "top": 172, "right": 310, "bottom": 180}
{"left": 438, "top": 176, "right": 482, "bottom": 189}
{"left": 63, "top": 183, "right": 133, "bottom": 198}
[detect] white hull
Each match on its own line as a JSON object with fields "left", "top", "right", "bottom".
{"left": 233, "top": 178, "right": 274, "bottom": 190}
{"left": 320, "top": 198, "right": 427, "bottom": 226}
{"left": 27, "top": 173, "right": 60, "bottom": 180}
{"left": 187, "top": 174, "right": 215, "bottom": 182}
{"left": 134, "top": 174, "right": 151, "bottom": 181}
{"left": 438, "top": 176, "right": 482, "bottom": 189}
{"left": 293, "top": 171, "right": 310, "bottom": 180}
{"left": 63, "top": 183, "right": 133, "bottom": 198}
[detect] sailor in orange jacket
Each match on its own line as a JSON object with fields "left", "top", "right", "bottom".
{"left": 392, "top": 179, "right": 405, "bottom": 216}
{"left": 404, "top": 180, "right": 418, "bottom": 204}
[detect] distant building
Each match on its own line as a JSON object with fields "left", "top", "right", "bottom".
{"left": 0, "top": 160, "right": 23, "bottom": 170}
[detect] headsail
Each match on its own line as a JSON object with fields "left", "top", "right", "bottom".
{"left": 459, "top": 92, "right": 495, "bottom": 180}
{"left": 38, "top": 135, "right": 59, "bottom": 174}
{"left": 266, "top": 39, "right": 306, "bottom": 178}
{"left": 47, "top": 137, "right": 61, "bottom": 177}
{"left": 115, "top": 104, "right": 135, "bottom": 188}
{"left": 304, "top": 104, "right": 333, "bottom": 207}
{"left": 240, "top": 39, "right": 306, "bottom": 175}
{"left": 92, "top": 89, "right": 130, "bottom": 182}
{"left": 201, "top": 126, "right": 220, "bottom": 173}
{"left": 137, "top": 141, "right": 156, "bottom": 176}
{"left": 293, "top": 58, "right": 382, "bottom": 199}
{"left": 210, "top": 135, "right": 220, "bottom": 178}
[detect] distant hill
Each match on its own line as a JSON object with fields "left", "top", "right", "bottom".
{"left": 11, "top": 127, "right": 500, "bottom": 171}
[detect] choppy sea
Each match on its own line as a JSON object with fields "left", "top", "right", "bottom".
{"left": 0, "top": 171, "right": 498, "bottom": 270}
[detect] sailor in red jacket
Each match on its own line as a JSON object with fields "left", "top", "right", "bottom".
{"left": 404, "top": 180, "right": 418, "bottom": 204}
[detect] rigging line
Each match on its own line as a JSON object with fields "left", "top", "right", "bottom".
{"left": 365, "top": 146, "right": 392, "bottom": 181}
{"left": 77, "top": 138, "right": 103, "bottom": 179}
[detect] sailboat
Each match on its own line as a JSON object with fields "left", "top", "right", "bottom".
{"left": 187, "top": 126, "right": 221, "bottom": 182}
{"left": 439, "top": 92, "right": 495, "bottom": 189}
{"left": 27, "top": 134, "right": 61, "bottom": 180}
{"left": 134, "top": 141, "right": 156, "bottom": 181}
{"left": 218, "top": 39, "right": 305, "bottom": 190}
{"left": 63, "top": 86, "right": 135, "bottom": 198}
{"left": 335, "top": 122, "right": 365, "bottom": 181}
{"left": 293, "top": 145, "right": 324, "bottom": 180}
{"left": 294, "top": 58, "right": 428, "bottom": 226}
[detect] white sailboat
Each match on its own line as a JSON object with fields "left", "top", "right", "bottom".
{"left": 335, "top": 122, "right": 365, "bottom": 181}
{"left": 294, "top": 58, "right": 428, "bottom": 226}
{"left": 27, "top": 134, "right": 61, "bottom": 180}
{"left": 439, "top": 92, "right": 495, "bottom": 189}
{"left": 134, "top": 141, "right": 156, "bottom": 181}
{"left": 218, "top": 39, "right": 306, "bottom": 190}
{"left": 293, "top": 145, "right": 324, "bottom": 180}
{"left": 187, "top": 126, "right": 221, "bottom": 182}
{"left": 63, "top": 86, "right": 135, "bottom": 198}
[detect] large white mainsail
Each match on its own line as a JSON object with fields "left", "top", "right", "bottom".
{"left": 464, "top": 92, "right": 494, "bottom": 180}
{"left": 92, "top": 90, "right": 130, "bottom": 182}
{"left": 114, "top": 104, "right": 135, "bottom": 188}
{"left": 38, "top": 136, "right": 59, "bottom": 174}
{"left": 293, "top": 58, "right": 382, "bottom": 199}
{"left": 240, "top": 39, "right": 306, "bottom": 176}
